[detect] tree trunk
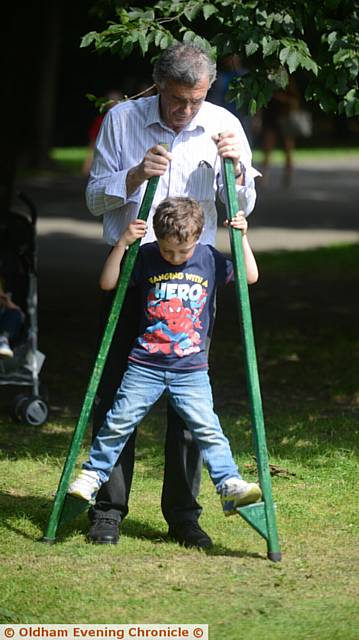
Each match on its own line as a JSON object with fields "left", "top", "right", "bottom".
{"left": 0, "top": 2, "right": 63, "bottom": 219}
{"left": 30, "top": 0, "right": 63, "bottom": 168}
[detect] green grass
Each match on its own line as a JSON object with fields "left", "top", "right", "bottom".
{"left": 1, "top": 243, "right": 359, "bottom": 635}
{"left": 253, "top": 146, "right": 359, "bottom": 164}
{"left": 50, "top": 147, "right": 88, "bottom": 173}
{"left": 49, "top": 146, "right": 359, "bottom": 174}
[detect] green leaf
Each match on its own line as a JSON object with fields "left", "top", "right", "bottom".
{"left": 80, "top": 0, "right": 359, "bottom": 118}
{"left": 193, "top": 35, "right": 211, "bottom": 50}
{"left": 249, "top": 98, "right": 257, "bottom": 116}
{"left": 160, "top": 33, "right": 170, "bottom": 49}
{"left": 203, "top": 4, "right": 218, "bottom": 20}
{"left": 127, "top": 9, "right": 144, "bottom": 21}
{"left": 80, "top": 31, "right": 98, "bottom": 49}
{"left": 256, "top": 91, "right": 271, "bottom": 110}
{"left": 327, "top": 31, "right": 337, "bottom": 47}
{"left": 155, "top": 30, "right": 164, "bottom": 47}
{"left": 301, "top": 58, "right": 319, "bottom": 75}
{"left": 269, "top": 66, "right": 289, "bottom": 89}
{"left": 286, "top": 49, "right": 300, "bottom": 73}
{"left": 333, "top": 49, "right": 352, "bottom": 64}
{"left": 138, "top": 30, "right": 149, "bottom": 55}
{"left": 183, "top": 30, "right": 196, "bottom": 43}
{"left": 262, "top": 37, "right": 279, "bottom": 58}
{"left": 256, "top": 9, "right": 268, "bottom": 27}
{"left": 343, "top": 88, "right": 359, "bottom": 118}
{"left": 143, "top": 9, "right": 155, "bottom": 21}
{"left": 279, "top": 46, "right": 290, "bottom": 65}
{"left": 245, "top": 41, "right": 259, "bottom": 57}
{"left": 184, "top": 3, "right": 202, "bottom": 21}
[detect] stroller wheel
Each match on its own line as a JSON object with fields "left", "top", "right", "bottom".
{"left": 14, "top": 394, "right": 49, "bottom": 426}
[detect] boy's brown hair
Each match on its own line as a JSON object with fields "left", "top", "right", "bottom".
{"left": 153, "top": 197, "right": 204, "bottom": 243}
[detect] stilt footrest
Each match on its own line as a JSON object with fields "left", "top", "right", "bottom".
{"left": 237, "top": 502, "right": 268, "bottom": 540}
{"left": 58, "top": 494, "right": 90, "bottom": 527}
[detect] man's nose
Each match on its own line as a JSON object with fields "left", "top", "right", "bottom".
{"left": 180, "top": 102, "right": 193, "bottom": 115}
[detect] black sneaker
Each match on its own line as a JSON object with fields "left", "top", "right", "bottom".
{"left": 87, "top": 517, "right": 120, "bottom": 544}
{"left": 168, "top": 521, "right": 213, "bottom": 549}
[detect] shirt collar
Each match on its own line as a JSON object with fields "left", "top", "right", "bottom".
{"left": 144, "top": 95, "right": 206, "bottom": 133}
{"left": 144, "top": 95, "right": 162, "bottom": 127}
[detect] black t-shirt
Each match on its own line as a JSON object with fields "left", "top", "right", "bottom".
{"left": 128, "top": 242, "right": 233, "bottom": 372}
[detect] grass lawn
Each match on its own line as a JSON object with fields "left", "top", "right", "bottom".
{"left": 0, "top": 235, "right": 358, "bottom": 635}
{"left": 49, "top": 146, "right": 359, "bottom": 174}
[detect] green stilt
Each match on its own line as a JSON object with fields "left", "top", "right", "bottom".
{"left": 42, "top": 176, "right": 160, "bottom": 543}
{"left": 223, "top": 158, "right": 281, "bottom": 561}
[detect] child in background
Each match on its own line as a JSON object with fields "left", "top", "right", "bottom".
{"left": 68, "top": 197, "right": 261, "bottom": 523}
{"left": 82, "top": 90, "right": 123, "bottom": 177}
{"left": 0, "top": 276, "right": 25, "bottom": 358}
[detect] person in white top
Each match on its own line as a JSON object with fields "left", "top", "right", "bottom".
{"left": 85, "top": 42, "right": 259, "bottom": 548}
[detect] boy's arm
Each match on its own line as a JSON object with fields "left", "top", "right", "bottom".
{"left": 225, "top": 212, "right": 259, "bottom": 285}
{"left": 99, "top": 219, "right": 147, "bottom": 290}
{"left": 241, "top": 234, "right": 259, "bottom": 284}
{"left": 0, "top": 292, "right": 20, "bottom": 310}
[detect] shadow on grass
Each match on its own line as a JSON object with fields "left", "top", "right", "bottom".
{"left": 0, "top": 491, "right": 266, "bottom": 559}
{"left": 1, "top": 404, "right": 358, "bottom": 473}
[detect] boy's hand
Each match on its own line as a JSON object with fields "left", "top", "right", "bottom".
{"left": 224, "top": 211, "right": 248, "bottom": 235}
{"left": 122, "top": 219, "right": 148, "bottom": 246}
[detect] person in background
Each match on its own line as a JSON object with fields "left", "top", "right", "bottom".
{"left": 0, "top": 276, "right": 25, "bottom": 358}
{"left": 82, "top": 90, "right": 124, "bottom": 177}
{"left": 259, "top": 76, "right": 301, "bottom": 188}
{"left": 207, "top": 53, "right": 253, "bottom": 146}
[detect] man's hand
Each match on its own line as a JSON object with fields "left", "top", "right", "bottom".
{"left": 212, "top": 130, "right": 244, "bottom": 179}
{"left": 224, "top": 211, "right": 248, "bottom": 235}
{"left": 126, "top": 144, "right": 172, "bottom": 196}
{"left": 137, "top": 144, "right": 172, "bottom": 181}
{"left": 121, "top": 219, "right": 148, "bottom": 247}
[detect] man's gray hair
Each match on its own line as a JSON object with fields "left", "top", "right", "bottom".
{"left": 153, "top": 42, "right": 217, "bottom": 88}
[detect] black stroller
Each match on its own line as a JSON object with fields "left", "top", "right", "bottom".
{"left": 0, "top": 192, "right": 49, "bottom": 426}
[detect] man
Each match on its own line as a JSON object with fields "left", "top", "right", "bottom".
{"left": 86, "top": 42, "right": 259, "bottom": 548}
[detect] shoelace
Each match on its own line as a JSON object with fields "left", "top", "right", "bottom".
{"left": 94, "top": 517, "right": 118, "bottom": 526}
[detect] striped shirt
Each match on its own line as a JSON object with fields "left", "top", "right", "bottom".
{"left": 86, "top": 95, "right": 260, "bottom": 247}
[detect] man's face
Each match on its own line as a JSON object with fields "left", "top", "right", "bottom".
{"left": 157, "top": 77, "right": 209, "bottom": 133}
{"left": 158, "top": 235, "right": 197, "bottom": 266}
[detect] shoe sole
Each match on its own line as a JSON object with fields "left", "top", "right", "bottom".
{"left": 169, "top": 537, "right": 213, "bottom": 550}
{"left": 67, "top": 490, "right": 91, "bottom": 502}
{"left": 87, "top": 536, "right": 119, "bottom": 545}
{"left": 168, "top": 530, "right": 213, "bottom": 550}
{"left": 223, "top": 486, "right": 262, "bottom": 516}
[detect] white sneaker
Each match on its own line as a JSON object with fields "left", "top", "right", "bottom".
{"left": 68, "top": 469, "right": 102, "bottom": 502}
{"left": 221, "top": 477, "right": 262, "bottom": 516}
{"left": 0, "top": 336, "right": 13, "bottom": 358}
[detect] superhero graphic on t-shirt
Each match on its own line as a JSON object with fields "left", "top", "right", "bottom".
{"left": 138, "top": 281, "right": 208, "bottom": 358}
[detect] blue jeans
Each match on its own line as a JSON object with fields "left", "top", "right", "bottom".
{"left": 84, "top": 363, "right": 241, "bottom": 491}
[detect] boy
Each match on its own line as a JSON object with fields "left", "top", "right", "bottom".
{"left": 68, "top": 197, "right": 261, "bottom": 518}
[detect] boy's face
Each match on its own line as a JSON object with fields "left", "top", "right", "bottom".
{"left": 158, "top": 235, "right": 198, "bottom": 266}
